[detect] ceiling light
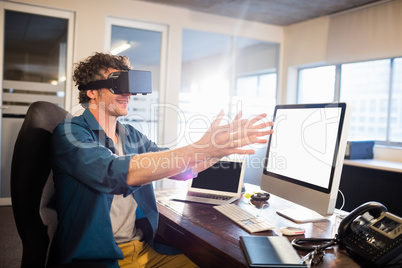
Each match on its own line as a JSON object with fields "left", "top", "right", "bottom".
{"left": 111, "top": 42, "right": 132, "bottom": 55}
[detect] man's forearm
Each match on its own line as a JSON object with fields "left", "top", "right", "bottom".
{"left": 168, "top": 157, "right": 221, "bottom": 181}
{"left": 126, "top": 111, "right": 274, "bottom": 186}
{"left": 126, "top": 145, "right": 207, "bottom": 186}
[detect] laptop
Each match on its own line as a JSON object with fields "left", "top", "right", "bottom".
{"left": 172, "top": 159, "right": 246, "bottom": 205}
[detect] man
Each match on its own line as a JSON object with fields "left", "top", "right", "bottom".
{"left": 50, "top": 52, "right": 274, "bottom": 267}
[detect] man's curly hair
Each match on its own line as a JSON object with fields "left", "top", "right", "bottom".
{"left": 74, "top": 52, "right": 131, "bottom": 107}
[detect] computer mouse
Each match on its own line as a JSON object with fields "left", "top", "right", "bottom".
{"left": 280, "top": 226, "right": 306, "bottom": 236}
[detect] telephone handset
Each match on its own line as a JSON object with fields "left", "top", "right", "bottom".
{"left": 337, "top": 201, "right": 402, "bottom": 266}
{"left": 337, "top": 201, "right": 387, "bottom": 240}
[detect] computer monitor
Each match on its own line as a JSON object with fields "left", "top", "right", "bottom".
{"left": 260, "top": 103, "right": 351, "bottom": 223}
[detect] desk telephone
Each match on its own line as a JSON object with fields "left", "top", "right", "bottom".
{"left": 337, "top": 202, "right": 402, "bottom": 266}
{"left": 293, "top": 202, "right": 402, "bottom": 266}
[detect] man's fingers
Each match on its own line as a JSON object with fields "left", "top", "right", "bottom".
{"left": 249, "top": 113, "right": 268, "bottom": 125}
{"left": 230, "top": 126, "right": 274, "bottom": 141}
{"left": 210, "top": 110, "right": 225, "bottom": 129}
{"left": 234, "top": 111, "right": 242, "bottom": 121}
{"left": 253, "top": 120, "right": 274, "bottom": 130}
{"left": 230, "top": 113, "right": 271, "bottom": 131}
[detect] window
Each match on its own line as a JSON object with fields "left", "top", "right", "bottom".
{"left": 233, "top": 73, "right": 276, "bottom": 120}
{"left": 298, "top": 66, "right": 335, "bottom": 103}
{"left": 340, "top": 60, "right": 390, "bottom": 141}
{"left": 178, "top": 29, "right": 278, "bottom": 148}
{"left": 390, "top": 58, "right": 402, "bottom": 142}
{"left": 297, "top": 58, "right": 402, "bottom": 146}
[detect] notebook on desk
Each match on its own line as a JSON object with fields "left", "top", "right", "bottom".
{"left": 240, "top": 236, "right": 307, "bottom": 267}
{"left": 172, "top": 159, "right": 246, "bottom": 205}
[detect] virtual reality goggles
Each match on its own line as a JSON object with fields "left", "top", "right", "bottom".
{"left": 78, "top": 70, "right": 152, "bottom": 95}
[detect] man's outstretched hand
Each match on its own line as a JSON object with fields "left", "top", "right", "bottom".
{"left": 194, "top": 110, "right": 274, "bottom": 159}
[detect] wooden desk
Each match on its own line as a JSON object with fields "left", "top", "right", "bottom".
{"left": 155, "top": 187, "right": 362, "bottom": 268}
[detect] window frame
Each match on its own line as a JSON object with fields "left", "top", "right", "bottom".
{"left": 104, "top": 17, "right": 169, "bottom": 145}
{"left": 297, "top": 57, "right": 402, "bottom": 147}
{"left": 233, "top": 71, "right": 277, "bottom": 117}
{"left": 0, "top": 1, "right": 75, "bottom": 201}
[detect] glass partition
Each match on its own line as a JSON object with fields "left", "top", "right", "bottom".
{"left": 1, "top": 6, "right": 72, "bottom": 199}
{"left": 178, "top": 29, "right": 279, "bottom": 148}
{"left": 233, "top": 37, "right": 278, "bottom": 120}
{"left": 178, "top": 30, "right": 232, "bottom": 147}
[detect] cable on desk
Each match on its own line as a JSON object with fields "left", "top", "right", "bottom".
{"left": 338, "top": 189, "right": 345, "bottom": 210}
{"left": 291, "top": 237, "right": 337, "bottom": 251}
{"left": 292, "top": 238, "right": 338, "bottom": 266}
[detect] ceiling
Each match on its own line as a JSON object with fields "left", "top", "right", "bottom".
{"left": 138, "top": 0, "right": 382, "bottom": 26}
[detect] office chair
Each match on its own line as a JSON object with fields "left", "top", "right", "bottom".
{"left": 10, "top": 101, "right": 107, "bottom": 268}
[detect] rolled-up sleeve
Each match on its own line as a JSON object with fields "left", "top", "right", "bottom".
{"left": 51, "top": 119, "right": 136, "bottom": 196}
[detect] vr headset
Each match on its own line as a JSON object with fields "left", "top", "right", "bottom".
{"left": 78, "top": 70, "right": 152, "bottom": 95}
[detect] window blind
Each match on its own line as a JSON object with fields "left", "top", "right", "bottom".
{"left": 326, "top": 0, "right": 402, "bottom": 64}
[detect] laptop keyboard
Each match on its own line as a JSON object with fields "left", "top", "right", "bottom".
{"left": 187, "top": 191, "right": 232, "bottom": 200}
{"left": 214, "top": 203, "right": 275, "bottom": 233}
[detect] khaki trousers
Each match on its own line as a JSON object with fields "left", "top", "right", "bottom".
{"left": 118, "top": 240, "right": 198, "bottom": 268}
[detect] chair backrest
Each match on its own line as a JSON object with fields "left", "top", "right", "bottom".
{"left": 11, "top": 101, "right": 70, "bottom": 268}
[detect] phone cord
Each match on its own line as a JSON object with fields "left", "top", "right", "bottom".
{"left": 291, "top": 236, "right": 339, "bottom": 251}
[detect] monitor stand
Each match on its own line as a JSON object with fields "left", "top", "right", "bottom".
{"left": 276, "top": 204, "right": 329, "bottom": 223}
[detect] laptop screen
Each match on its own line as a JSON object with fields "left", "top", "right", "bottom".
{"left": 191, "top": 160, "right": 243, "bottom": 193}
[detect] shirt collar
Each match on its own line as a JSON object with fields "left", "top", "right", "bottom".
{"left": 83, "top": 108, "right": 129, "bottom": 136}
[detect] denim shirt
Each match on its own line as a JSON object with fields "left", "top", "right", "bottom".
{"left": 50, "top": 109, "right": 179, "bottom": 267}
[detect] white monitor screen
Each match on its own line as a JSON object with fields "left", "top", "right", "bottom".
{"left": 264, "top": 103, "right": 346, "bottom": 193}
